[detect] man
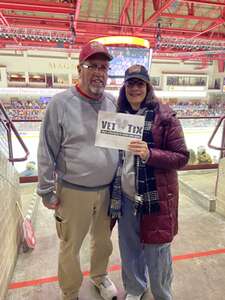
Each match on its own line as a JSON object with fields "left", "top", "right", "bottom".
{"left": 37, "top": 41, "right": 118, "bottom": 300}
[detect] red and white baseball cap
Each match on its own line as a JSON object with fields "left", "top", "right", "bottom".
{"left": 79, "top": 41, "right": 112, "bottom": 63}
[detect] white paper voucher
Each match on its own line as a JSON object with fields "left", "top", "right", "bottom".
{"left": 95, "top": 111, "right": 145, "bottom": 150}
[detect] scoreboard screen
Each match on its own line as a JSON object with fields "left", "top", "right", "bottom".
{"left": 107, "top": 47, "right": 152, "bottom": 78}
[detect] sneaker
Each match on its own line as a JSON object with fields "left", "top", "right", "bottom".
{"left": 91, "top": 276, "right": 117, "bottom": 300}
{"left": 125, "top": 293, "right": 143, "bottom": 300}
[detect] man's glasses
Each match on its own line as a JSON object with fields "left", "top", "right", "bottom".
{"left": 81, "top": 63, "right": 111, "bottom": 73}
{"left": 125, "top": 79, "right": 146, "bottom": 88}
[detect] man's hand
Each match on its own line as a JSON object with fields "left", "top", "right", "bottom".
{"left": 42, "top": 192, "right": 60, "bottom": 210}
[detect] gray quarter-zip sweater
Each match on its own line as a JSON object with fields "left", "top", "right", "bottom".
{"left": 37, "top": 86, "right": 119, "bottom": 196}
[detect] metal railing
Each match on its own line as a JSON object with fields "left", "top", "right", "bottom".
{"left": 0, "top": 102, "right": 29, "bottom": 163}
{"left": 207, "top": 115, "right": 225, "bottom": 196}
{"left": 208, "top": 115, "right": 225, "bottom": 153}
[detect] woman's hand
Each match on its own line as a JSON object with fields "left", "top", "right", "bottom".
{"left": 128, "top": 139, "right": 150, "bottom": 161}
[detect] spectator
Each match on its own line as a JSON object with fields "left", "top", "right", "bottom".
{"left": 197, "top": 146, "right": 212, "bottom": 164}
{"left": 109, "top": 65, "right": 189, "bottom": 300}
{"left": 37, "top": 41, "right": 119, "bottom": 300}
{"left": 20, "top": 161, "right": 37, "bottom": 176}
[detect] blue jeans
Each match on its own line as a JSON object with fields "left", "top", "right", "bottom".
{"left": 118, "top": 195, "right": 173, "bottom": 300}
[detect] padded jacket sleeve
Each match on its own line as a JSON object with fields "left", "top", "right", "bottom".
{"left": 146, "top": 114, "right": 189, "bottom": 170}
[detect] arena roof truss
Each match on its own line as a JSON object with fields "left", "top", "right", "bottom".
{"left": 0, "top": 0, "right": 224, "bottom": 63}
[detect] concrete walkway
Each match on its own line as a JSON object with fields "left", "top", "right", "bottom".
{"left": 179, "top": 169, "right": 217, "bottom": 211}
{"left": 6, "top": 170, "right": 225, "bottom": 300}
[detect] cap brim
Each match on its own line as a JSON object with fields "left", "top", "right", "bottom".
{"left": 125, "top": 74, "right": 149, "bottom": 83}
{"left": 81, "top": 51, "right": 113, "bottom": 63}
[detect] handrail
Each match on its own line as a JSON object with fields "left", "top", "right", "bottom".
{"left": 0, "top": 102, "right": 30, "bottom": 162}
{"left": 208, "top": 115, "right": 225, "bottom": 152}
{"left": 207, "top": 115, "right": 225, "bottom": 198}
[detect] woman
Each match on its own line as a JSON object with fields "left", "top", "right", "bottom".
{"left": 110, "top": 65, "right": 189, "bottom": 300}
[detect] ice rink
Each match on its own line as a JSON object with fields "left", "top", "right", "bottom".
{"left": 12, "top": 119, "right": 223, "bottom": 174}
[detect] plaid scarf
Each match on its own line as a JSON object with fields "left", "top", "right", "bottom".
{"left": 109, "top": 109, "right": 160, "bottom": 219}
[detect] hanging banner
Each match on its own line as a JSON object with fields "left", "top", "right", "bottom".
{"left": 95, "top": 111, "right": 145, "bottom": 151}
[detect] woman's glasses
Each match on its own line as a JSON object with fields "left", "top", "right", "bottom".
{"left": 125, "top": 79, "right": 146, "bottom": 88}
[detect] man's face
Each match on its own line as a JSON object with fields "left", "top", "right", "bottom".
{"left": 78, "top": 54, "right": 110, "bottom": 99}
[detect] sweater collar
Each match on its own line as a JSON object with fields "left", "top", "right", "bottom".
{"left": 76, "top": 84, "right": 102, "bottom": 101}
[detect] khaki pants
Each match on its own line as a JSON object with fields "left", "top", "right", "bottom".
{"left": 55, "top": 185, "right": 113, "bottom": 300}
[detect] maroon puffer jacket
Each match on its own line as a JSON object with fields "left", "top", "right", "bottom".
{"left": 140, "top": 103, "right": 189, "bottom": 244}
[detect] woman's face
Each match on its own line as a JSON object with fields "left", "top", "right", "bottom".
{"left": 125, "top": 78, "right": 147, "bottom": 110}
